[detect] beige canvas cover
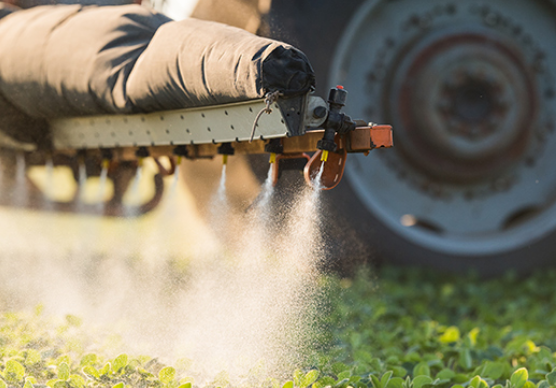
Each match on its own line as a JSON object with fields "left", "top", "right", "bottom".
{"left": 0, "top": 3, "right": 315, "bottom": 146}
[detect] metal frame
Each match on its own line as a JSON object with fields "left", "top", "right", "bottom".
{"left": 49, "top": 95, "right": 328, "bottom": 151}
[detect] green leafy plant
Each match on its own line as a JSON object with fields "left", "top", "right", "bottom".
{"left": 2, "top": 267, "right": 556, "bottom": 388}
{"left": 302, "top": 267, "right": 556, "bottom": 388}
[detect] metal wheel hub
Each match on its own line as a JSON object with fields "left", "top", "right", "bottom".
{"left": 391, "top": 29, "right": 536, "bottom": 181}
{"left": 330, "top": 0, "right": 556, "bottom": 256}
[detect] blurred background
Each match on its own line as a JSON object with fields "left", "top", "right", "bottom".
{"left": 3, "top": 0, "right": 556, "bottom": 277}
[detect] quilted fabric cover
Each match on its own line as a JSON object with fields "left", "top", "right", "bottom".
{"left": 0, "top": 3, "right": 315, "bottom": 145}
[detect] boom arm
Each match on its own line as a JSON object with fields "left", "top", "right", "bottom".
{"left": 0, "top": 88, "right": 393, "bottom": 216}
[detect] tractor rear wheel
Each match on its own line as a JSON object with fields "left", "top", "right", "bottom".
{"left": 265, "top": 0, "right": 556, "bottom": 275}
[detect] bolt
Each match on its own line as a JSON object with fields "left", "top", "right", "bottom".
{"left": 313, "top": 106, "right": 327, "bottom": 120}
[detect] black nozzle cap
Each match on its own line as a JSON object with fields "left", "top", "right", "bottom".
{"left": 217, "top": 142, "right": 235, "bottom": 155}
{"left": 173, "top": 145, "right": 189, "bottom": 157}
{"left": 100, "top": 148, "right": 114, "bottom": 160}
{"left": 135, "top": 146, "right": 150, "bottom": 158}
{"left": 317, "top": 138, "right": 338, "bottom": 152}
{"left": 328, "top": 86, "right": 348, "bottom": 106}
{"left": 264, "top": 138, "right": 284, "bottom": 154}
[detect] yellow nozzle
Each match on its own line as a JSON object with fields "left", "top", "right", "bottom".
{"left": 269, "top": 152, "right": 276, "bottom": 164}
{"left": 176, "top": 156, "right": 183, "bottom": 165}
{"left": 138, "top": 157, "right": 144, "bottom": 167}
{"left": 223, "top": 154, "right": 228, "bottom": 165}
{"left": 101, "top": 159, "right": 110, "bottom": 169}
{"left": 321, "top": 150, "right": 329, "bottom": 162}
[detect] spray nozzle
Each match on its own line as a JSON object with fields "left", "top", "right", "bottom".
{"left": 317, "top": 86, "right": 356, "bottom": 158}
{"left": 264, "top": 139, "right": 282, "bottom": 164}
{"left": 76, "top": 149, "right": 87, "bottom": 163}
{"left": 217, "top": 143, "right": 234, "bottom": 165}
{"left": 173, "top": 145, "right": 188, "bottom": 165}
{"left": 135, "top": 146, "right": 150, "bottom": 167}
{"left": 100, "top": 148, "right": 114, "bottom": 170}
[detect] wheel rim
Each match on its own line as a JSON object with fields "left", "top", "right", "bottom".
{"left": 330, "top": 0, "right": 556, "bottom": 256}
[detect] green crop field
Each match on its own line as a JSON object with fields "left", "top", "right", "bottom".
{"left": 1, "top": 266, "right": 556, "bottom": 388}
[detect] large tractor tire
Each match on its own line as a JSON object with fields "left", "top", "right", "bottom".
{"left": 264, "top": 0, "right": 556, "bottom": 275}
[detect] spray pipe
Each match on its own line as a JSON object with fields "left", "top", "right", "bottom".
{"left": 217, "top": 142, "right": 235, "bottom": 165}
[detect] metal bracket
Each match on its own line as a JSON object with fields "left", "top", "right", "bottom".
{"left": 275, "top": 94, "right": 327, "bottom": 136}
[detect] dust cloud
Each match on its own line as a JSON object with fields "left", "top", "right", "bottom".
{"left": 0, "top": 158, "right": 328, "bottom": 383}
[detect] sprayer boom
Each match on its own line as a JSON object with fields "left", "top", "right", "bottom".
{"left": 0, "top": 88, "right": 392, "bottom": 216}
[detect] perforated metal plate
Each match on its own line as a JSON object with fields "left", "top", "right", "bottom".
{"left": 49, "top": 99, "right": 290, "bottom": 150}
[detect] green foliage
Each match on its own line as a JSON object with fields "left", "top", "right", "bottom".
{"left": 0, "top": 310, "right": 197, "bottom": 388}
{"left": 511, "top": 368, "right": 528, "bottom": 388}
{"left": 304, "top": 267, "right": 556, "bottom": 388}
{"left": 2, "top": 267, "right": 556, "bottom": 388}
{"left": 5, "top": 359, "right": 26, "bottom": 383}
{"left": 58, "top": 362, "right": 70, "bottom": 380}
{"left": 112, "top": 354, "right": 128, "bottom": 374}
{"left": 159, "top": 366, "right": 176, "bottom": 385}
{"left": 282, "top": 381, "right": 294, "bottom": 388}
